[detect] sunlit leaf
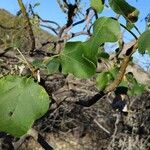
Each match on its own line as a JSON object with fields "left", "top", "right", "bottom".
{"left": 83, "top": 17, "right": 121, "bottom": 63}
{"left": 60, "top": 17, "right": 121, "bottom": 78}
{"left": 91, "top": 0, "right": 104, "bottom": 13}
{"left": 60, "top": 42, "right": 96, "bottom": 78}
{"left": 138, "top": 30, "right": 150, "bottom": 55}
{"left": 0, "top": 75, "right": 50, "bottom": 137}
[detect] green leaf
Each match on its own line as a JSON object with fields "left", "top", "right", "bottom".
{"left": 91, "top": 0, "right": 104, "bottom": 13}
{"left": 138, "top": 30, "right": 150, "bottom": 55}
{"left": 83, "top": 17, "right": 121, "bottom": 63}
{"left": 119, "top": 79, "right": 128, "bottom": 87}
{"left": 32, "top": 59, "right": 46, "bottom": 69}
{"left": 109, "top": 0, "right": 139, "bottom": 22}
{"left": 46, "top": 58, "right": 60, "bottom": 74}
{"left": 60, "top": 42, "right": 96, "bottom": 78}
{"left": 0, "top": 75, "right": 50, "bottom": 137}
{"left": 60, "top": 17, "right": 120, "bottom": 78}
{"left": 128, "top": 83, "right": 145, "bottom": 96}
{"left": 125, "top": 72, "right": 137, "bottom": 84}
{"left": 93, "top": 17, "right": 121, "bottom": 43}
{"left": 109, "top": 66, "right": 120, "bottom": 79}
{"left": 96, "top": 72, "right": 113, "bottom": 90}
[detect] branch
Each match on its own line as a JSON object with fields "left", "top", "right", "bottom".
{"left": 18, "top": 0, "right": 35, "bottom": 55}
{"left": 73, "top": 7, "right": 97, "bottom": 33}
{"left": 72, "top": 19, "right": 85, "bottom": 26}
{"left": 40, "top": 31, "right": 90, "bottom": 49}
{"left": 75, "top": 92, "right": 105, "bottom": 107}
{"left": 40, "top": 24, "right": 58, "bottom": 35}
{"left": 57, "top": 0, "right": 67, "bottom": 13}
{"left": 105, "top": 43, "right": 138, "bottom": 93}
{"left": 39, "top": 18, "right": 60, "bottom": 28}
{"left": 120, "top": 23, "right": 138, "bottom": 40}
{"left": 29, "top": 5, "right": 60, "bottom": 29}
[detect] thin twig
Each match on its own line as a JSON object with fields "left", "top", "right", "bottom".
{"left": 120, "top": 23, "right": 138, "bottom": 40}
{"left": 94, "top": 119, "right": 110, "bottom": 134}
{"left": 15, "top": 48, "right": 36, "bottom": 77}
{"left": 108, "top": 113, "right": 121, "bottom": 149}
{"left": 40, "top": 24, "right": 58, "bottom": 35}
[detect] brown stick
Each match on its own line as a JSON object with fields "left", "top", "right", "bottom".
{"left": 18, "top": 0, "right": 35, "bottom": 55}
{"left": 105, "top": 43, "right": 137, "bottom": 93}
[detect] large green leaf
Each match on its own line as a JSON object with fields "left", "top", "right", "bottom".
{"left": 91, "top": 0, "right": 104, "bottom": 13}
{"left": 138, "top": 30, "right": 150, "bottom": 55}
{"left": 109, "top": 0, "right": 139, "bottom": 22}
{"left": 93, "top": 17, "right": 121, "bottom": 42}
{"left": 0, "top": 75, "right": 50, "bottom": 137}
{"left": 60, "top": 42, "right": 96, "bottom": 78}
{"left": 60, "top": 17, "right": 120, "bottom": 78}
{"left": 83, "top": 17, "right": 121, "bottom": 63}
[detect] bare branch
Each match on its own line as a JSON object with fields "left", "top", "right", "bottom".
{"left": 39, "top": 19, "right": 60, "bottom": 28}
{"left": 29, "top": 5, "right": 60, "bottom": 29}
{"left": 40, "top": 31, "right": 90, "bottom": 49}
{"left": 40, "top": 24, "right": 58, "bottom": 35}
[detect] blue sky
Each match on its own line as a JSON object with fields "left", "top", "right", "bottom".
{"left": 0, "top": 0, "right": 150, "bottom": 70}
{"left": 0, "top": 0, "right": 149, "bottom": 32}
{"left": 0, "top": 0, "right": 149, "bottom": 31}
{"left": 0, "top": 0, "right": 150, "bottom": 40}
